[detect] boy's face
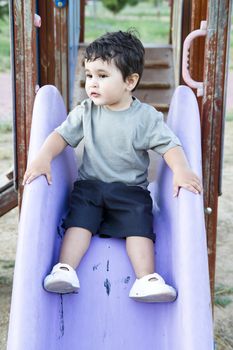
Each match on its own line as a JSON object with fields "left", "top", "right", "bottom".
{"left": 84, "top": 58, "right": 135, "bottom": 111}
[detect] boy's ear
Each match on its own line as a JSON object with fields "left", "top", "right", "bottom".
{"left": 126, "top": 73, "right": 139, "bottom": 91}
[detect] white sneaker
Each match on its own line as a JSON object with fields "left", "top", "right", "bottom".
{"left": 129, "top": 273, "right": 177, "bottom": 303}
{"left": 44, "top": 263, "right": 80, "bottom": 294}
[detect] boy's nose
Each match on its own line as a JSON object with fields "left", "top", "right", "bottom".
{"left": 89, "top": 78, "right": 98, "bottom": 88}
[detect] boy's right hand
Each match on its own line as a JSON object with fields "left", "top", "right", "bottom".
{"left": 22, "top": 156, "right": 52, "bottom": 186}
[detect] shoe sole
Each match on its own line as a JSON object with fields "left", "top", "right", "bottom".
{"left": 130, "top": 293, "right": 177, "bottom": 303}
{"left": 44, "top": 280, "right": 80, "bottom": 294}
{"left": 129, "top": 287, "right": 177, "bottom": 303}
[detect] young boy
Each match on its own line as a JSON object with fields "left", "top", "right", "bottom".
{"left": 23, "top": 31, "right": 202, "bottom": 303}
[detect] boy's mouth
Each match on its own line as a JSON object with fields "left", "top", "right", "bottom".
{"left": 90, "top": 92, "right": 100, "bottom": 98}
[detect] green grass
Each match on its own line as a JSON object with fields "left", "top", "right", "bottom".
{"left": 85, "top": 16, "right": 170, "bottom": 43}
{"left": 226, "top": 110, "right": 233, "bottom": 121}
{"left": 0, "top": 15, "right": 11, "bottom": 72}
{"left": 214, "top": 284, "right": 233, "bottom": 308}
{"left": 0, "top": 121, "right": 12, "bottom": 133}
{"left": 86, "top": 1, "right": 170, "bottom": 18}
{"left": 85, "top": 1, "right": 170, "bottom": 43}
{"left": 0, "top": 259, "right": 15, "bottom": 269}
{"left": 0, "top": 275, "right": 12, "bottom": 286}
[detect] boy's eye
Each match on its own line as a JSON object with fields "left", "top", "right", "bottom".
{"left": 85, "top": 73, "right": 108, "bottom": 79}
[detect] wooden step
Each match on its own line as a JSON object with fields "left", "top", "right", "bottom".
{"left": 134, "top": 88, "right": 173, "bottom": 105}
{"left": 144, "top": 60, "right": 170, "bottom": 69}
{"left": 150, "top": 103, "right": 169, "bottom": 112}
{"left": 141, "top": 69, "right": 174, "bottom": 84}
{"left": 138, "top": 81, "right": 171, "bottom": 89}
{"left": 144, "top": 45, "right": 172, "bottom": 62}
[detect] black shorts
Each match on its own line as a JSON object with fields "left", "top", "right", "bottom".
{"left": 62, "top": 180, "right": 155, "bottom": 241}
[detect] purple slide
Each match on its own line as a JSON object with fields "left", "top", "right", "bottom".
{"left": 7, "top": 85, "right": 213, "bottom": 349}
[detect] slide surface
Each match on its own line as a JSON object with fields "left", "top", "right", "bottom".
{"left": 7, "top": 85, "right": 213, "bottom": 350}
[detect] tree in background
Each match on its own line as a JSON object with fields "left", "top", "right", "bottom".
{"left": 151, "top": 0, "right": 164, "bottom": 6}
{"left": 101, "top": 0, "right": 164, "bottom": 15}
{"left": 147, "top": 0, "right": 165, "bottom": 17}
{"left": 102, "top": 0, "right": 139, "bottom": 15}
{"left": 0, "top": 1, "right": 9, "bottom": 35}
{"left": 0, "top": 0, "right": 8, "bottom": 21}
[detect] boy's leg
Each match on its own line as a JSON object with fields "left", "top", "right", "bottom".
{"left": 44, "top": 227, "right": 92, "bottom": 293}
{"left": 126, "top": 236, "right": 177, "bottom": 302}
{"left": 126, "top": 236, "right": 155, "bottom": 278}
{"left": 59, "top": 227, "right": 92, "bottom": 269}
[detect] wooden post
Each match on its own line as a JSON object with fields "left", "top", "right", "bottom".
{"left": 201, "top": 0, "right": 232, "bottom": 301}
{"left": 169, "top": 0, "right": 174, "bottom": 45}
{"left": 189, "top": 0, "right": 207, "bottom": 86}
{"left": 179, "top": 0, "right": 192, "bottom": 84}
{"left": 174, "top": 0, "right": 231, "bottom": 304}
{"left": 38, "top": 1, "right": 69, "bottom": 108}
{"left": 11, "top": 0, "right": 38, "bottom": 205}
{"left": 80, "top": 0, "right": 85, "bottom": 43}
{"left": 172, "top": 0, "right": 193, "bottom": 87}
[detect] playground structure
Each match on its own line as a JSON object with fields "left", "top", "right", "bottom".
{"left": 0, "top": 0, "right": 232, "bottom": 348}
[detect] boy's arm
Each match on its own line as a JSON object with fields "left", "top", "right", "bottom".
{"left": 23, "top": 131, "right": 68, "bottom": 185}
{"left": 163, "top": 146, "right": 202, "bottom": 197}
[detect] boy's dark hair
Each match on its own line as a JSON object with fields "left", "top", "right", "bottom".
{"left": 84, "top": 30, "right": 145, "bottom": 91}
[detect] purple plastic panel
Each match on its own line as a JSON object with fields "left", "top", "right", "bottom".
{"left": 7, "top": 85, "right": 213, "bottom": 350}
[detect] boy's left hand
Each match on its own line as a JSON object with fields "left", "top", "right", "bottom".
{"left": 173, "top": 167, "right": 202, "bottom": 197}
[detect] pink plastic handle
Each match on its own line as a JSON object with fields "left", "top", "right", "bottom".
{"left": 34, "top": 14, "right": 41, "bottom": 28}
{"left": 182, "top": 21, "right": 207, "bottom": 96}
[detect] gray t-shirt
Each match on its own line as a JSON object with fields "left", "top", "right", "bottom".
{"left": 55, "top": 97, "right": 181, "bottom": 188}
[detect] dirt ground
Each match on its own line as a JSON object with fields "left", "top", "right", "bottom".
{"left": 214, "top": 120, "right": 233, "bottom": 349}
{"left": 0, "top": 72, "right": 233, "bottom": 349}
